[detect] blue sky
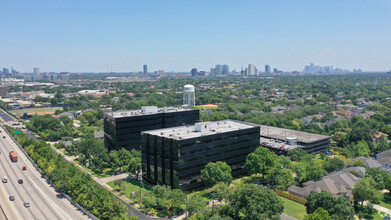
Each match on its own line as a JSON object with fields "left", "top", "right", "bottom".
{"left": 1, "top": 0, "right": 390, "bottom": 72}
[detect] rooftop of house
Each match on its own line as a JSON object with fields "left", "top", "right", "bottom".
{"left": 377, "top": 149, "right": 391, "bottom": 159}
{"left": 377, "top": 157, "right": 391, "bottom": 165}
{"left": 288, "top": 167, "right": 364, "bottom": 201}
{"left": 142, "top": 120, "right": 257, "bottom": 140}
{"left": 107, "top": 106, "right": 196, "bottom": 118}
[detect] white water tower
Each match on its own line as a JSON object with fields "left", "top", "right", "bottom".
{"left": 183, "top": 84, "right": 195, "bottom": 106}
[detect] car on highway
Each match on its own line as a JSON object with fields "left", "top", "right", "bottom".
{"left": 9, "top": 196, "right": 14, "bottom": 201}
{"left": 22, "top": 166, "right": 27, "bottom": 171}
{"left": 2, "top": 136, "right": 5, "bottom": 138}
{"left": 18, "top": 179, "right": 23, "bottom": 184}
{"left": 2, "top": 176, "right": 7, "bottom": 183}
{"left": 24, "top": 202, "right": 30, "bottom": 208}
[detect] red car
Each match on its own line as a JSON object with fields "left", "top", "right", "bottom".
{"left": 22, "top": 166, "right": 26, "bottom": 171}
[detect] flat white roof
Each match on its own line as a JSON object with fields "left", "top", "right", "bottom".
{"left": 142, "top": 120, "right": 257, "bottom": 140}
{"left": 107, "top": 106, "right": 196, "bottom": 118}
{"left": 260, "top": 125, "right": 330, "bottom": 143}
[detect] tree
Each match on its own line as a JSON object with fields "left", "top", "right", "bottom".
{"left": 292, "top": 159, "right": 325, "bottom": 183}
{"left": 322, "top": 157, "right": 344, "bottom": 173}
{"left": 306, "top": 191, "right": 354, "bottom": 220}
{"left": 214, "top": 182, "right": 231, "bottom": 202}
{"left": 287, "top": 148, "right": 308, "bottom": 161}
{"left": 278, "top": 155, "right": 291, "bottom": 168}
{"left": 353, "top": 177, "right": 382, "bottom": 206}
{"left": 304, "top": 208, "right": 331, "bottom": 220}
{"left": 229, "top": 184, "right": 284, "bottom": 220}
{"left": 245, "top": 147, "right": 279, "bottom": 178}
{"left": 201, "top": 161, "right": 232, "bottom": 186}
{"left": 366, "top": 168, "right": 391, "bottom": 190}
{"left": 188, "top": 194, "right": 206, "bottom": 215}
{"left": 265, "top": 166, "right": 294, "bottom": 190}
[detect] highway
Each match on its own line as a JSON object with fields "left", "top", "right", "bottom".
{"left": 0, "top": 126, "right": 89, "bottom": 220}
{"left": 0, "top": 110, "right": 14, "bottom": 122}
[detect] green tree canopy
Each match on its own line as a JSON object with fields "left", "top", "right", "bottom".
{"left": 229, "top": 184, "right": 284, "bottom": 220}
{"left": 305, "top": 191, "right": 354, "bottom": 220}
{"left": 201, "top": 161, "right": 233, "bottom": 186}
{"left": 245, "top": 146, "right": 279, "bottom": 178}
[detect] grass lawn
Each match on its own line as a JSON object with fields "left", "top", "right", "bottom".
{"left": 10, "top": 107, "right": 63, "bottom": 116}
{"left": 107, "top": 179, "right": 152, "bottom": 201}
{"left": 73, "top": 158, "right": 112, "bottom": 178}
{"left": 378, "top": 193, "right": 391, "bottom": 210}
{"left": 279, "top": 196, "right": 307, "bottom": 220}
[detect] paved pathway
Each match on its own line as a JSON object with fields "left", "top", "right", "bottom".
{"left": 364, "top": 201, "right": 391, "bottom": 217}
{"left": 97, "top": 173, "right": 128, "bottom": 184}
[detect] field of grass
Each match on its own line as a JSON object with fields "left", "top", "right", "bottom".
{"left": 279, "top": 196, "right": 307, "bottom": 219}
{"left": 10, "top": 107, "right": 63, "bottom": 116}
{"left": 107, "top": 179, "right": 152, "bottom": 201}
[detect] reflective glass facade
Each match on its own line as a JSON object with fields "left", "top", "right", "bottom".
{"left": 104, "top": 109, "right": 199, "bottom": 150}
{"left": 141, "top": 122, "right": 260, "bottom": 189}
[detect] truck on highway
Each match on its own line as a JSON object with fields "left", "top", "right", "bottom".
{"left": 9, "top": 151, "right": 17, "bottom": 162}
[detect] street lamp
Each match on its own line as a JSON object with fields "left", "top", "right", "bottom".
{"left": 179, "top": 182, "right": 188, "bottom": 219}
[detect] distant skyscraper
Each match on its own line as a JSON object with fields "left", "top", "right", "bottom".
{"left": 2, "top": 68, "right": 9, "bottom": 74}
{"left": 191, "top": 68, "right": 198, "bottom": 76}
{"left": 248, "top": 64, "right": 256, "bottom": 75}
{"left": 222, "top": 64, "right": 229, "bottom": 75}
{"left": 210, "top": 68, "right": 216, "bottom": 76}
{"left": 157, "top": 70, "right": 164, "bottom": 77}
{"left": 215, "top": 64, "right": 222, "bottom": 75}
{"left": 265, "top": 65, "right": 271, "bottom": 74}
{"left": 33, "top": 67, "right": 40, "bottom": 75}
{"left": 143, "top": 64, "right": 147, "bottom": 75}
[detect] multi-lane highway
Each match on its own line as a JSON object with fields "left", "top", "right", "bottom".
{"left": 0, "top": 110, "right": 14, "bottom": 122}
{"left": 0, "top": 125, "right": 89, "bottom": 220}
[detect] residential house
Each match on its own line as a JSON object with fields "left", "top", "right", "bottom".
{"left": 288, "top": 167, "right": 364, "bottom": 202}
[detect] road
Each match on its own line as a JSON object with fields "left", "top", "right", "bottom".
{"left": 0, "top": 109, "right": 153, "bottom": 220}
{"left": 0, "top": 110, "right": 14, "bottom": 122}
{"left": 0, "top": 126, "right": 89, "bottom": 220}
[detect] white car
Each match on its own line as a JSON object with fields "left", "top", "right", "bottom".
{"left": 24, "top": 202, "right": 30, "bottom": 208}
{"left": 2, "top": 176, "right": 7, "bottom": 183}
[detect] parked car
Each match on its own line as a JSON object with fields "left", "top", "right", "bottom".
{"left": 24, "top": 202, "right": 30, "bottom": 208}
{"left": 18, "top": 179, "right": 23, "bottom": 184}
{"left": 9, "top": 196, "right": 15, "bottom": 201}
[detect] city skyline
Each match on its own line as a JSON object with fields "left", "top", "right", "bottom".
{"left": 1, "top": 0, "right": 391, "bottom": 72}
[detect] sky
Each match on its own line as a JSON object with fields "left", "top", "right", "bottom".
{"left": 1, "top": 0, "right": 391, "bottom": 73}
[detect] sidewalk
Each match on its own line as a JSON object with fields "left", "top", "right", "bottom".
{"left": 364, "top": 201, "right": 391, "bottom": 216}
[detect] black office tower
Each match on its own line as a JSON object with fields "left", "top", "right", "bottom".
{"left": 104, "top": 106, "right": 199, "bottom": 151}
{"left": 141, "top": 120, "right": 260, "bottom": 189}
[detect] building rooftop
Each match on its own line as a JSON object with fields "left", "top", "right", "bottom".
{"left": 142, "top": 120, "right": 257, "bottom": 140}
{"left": 107, "top": 106, "right": 196, "bottom": 118}
{"left": 260, "top": 125, "right": 330, "bottom": 143}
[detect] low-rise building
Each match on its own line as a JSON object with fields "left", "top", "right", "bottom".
{"left": 141, "top": 120, "right": 260, "bottom": 189}
{"left": 288, "top": 167, "right": 365, "bottom": 202}
{"left": 260, "top": 125, "right": 330, "bottom": 155}
{"left": 104, "top": 106, "right": 199, "bottom": 151}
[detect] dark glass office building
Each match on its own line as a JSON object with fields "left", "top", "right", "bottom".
{"left": 141, "top": 120, "right": 260, "bottom": 189}
{"left": 104, "top": 106, "right": 199, "bottom": 151}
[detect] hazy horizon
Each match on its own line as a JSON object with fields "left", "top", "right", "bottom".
{"left": 1, "top": 0, "right": 390, "bottom": 73}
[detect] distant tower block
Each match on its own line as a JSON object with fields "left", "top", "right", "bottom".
{"left": 183, "top": 84, "right": 195, "bottom": 106}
